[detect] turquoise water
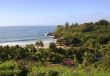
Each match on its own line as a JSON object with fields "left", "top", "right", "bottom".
{"left": 0, "top": 26, "right": 56, "bottom": 43}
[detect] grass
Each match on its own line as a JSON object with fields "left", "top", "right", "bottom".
{"left": 28, "top": 65, "right": 110, "bottom": 76}
{"left": 0, "top": 60, "right": 109, "bottom": 76}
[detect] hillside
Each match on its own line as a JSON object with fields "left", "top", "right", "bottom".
{"left": 53, "top": 19, "right": 110, "bottom": 46}
{"left": 0, "top": 19, "right": 109, "bottom": 75}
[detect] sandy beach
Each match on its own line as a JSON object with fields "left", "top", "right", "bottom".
{"left": 0, "top": 39, "right": 57, "bottom": 48}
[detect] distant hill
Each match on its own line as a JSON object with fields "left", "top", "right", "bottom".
{"left": 53, "top": 19, "right": 110, "bottom": 46}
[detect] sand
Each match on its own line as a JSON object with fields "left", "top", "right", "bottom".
{"left": 0, "top": 39, "right": 57, "bottom": 48}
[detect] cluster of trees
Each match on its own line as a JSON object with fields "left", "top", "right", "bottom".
{"left": 0, "top": 19, "right": 110, "bottom": 75}
{"left": 53, "top": 19, "right": 110, "bottom": 46}
{"left": 0, "top": 42, "right": 109, "bottom": 75}
{"left": 52, "top": 19, "right": 110, "bottom": 70}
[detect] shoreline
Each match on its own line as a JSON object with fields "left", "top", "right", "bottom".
{"left": 0, "top": 38, "right": 57, "bottom": 48}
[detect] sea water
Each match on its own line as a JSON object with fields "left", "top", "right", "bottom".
{"left": 0, "top": 26, "right": 56, "bottom": 46}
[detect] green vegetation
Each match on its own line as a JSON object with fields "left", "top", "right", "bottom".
{"left": 0, "top": 19, "right": 110, "bottom": 76}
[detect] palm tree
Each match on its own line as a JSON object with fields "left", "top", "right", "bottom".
{"left": 65, "top": 22, "right": 69, "bottom": 27}
{"left": 35, "top": 41, "right": 40, "bottom": 47}
{"left": 39, "top": 41, "right": 44, "bottom": 47}
{"left": 35, "top": 40, "right": 44, "bottom": 48}
{"left": 49, "top": 42, "right": 56, "bottom": 50}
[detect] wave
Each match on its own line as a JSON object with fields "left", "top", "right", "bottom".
{"left": 0, "top": 38, "right": 37, "bottom": 43}
{"left": 0, "top": 38, "right": 57, "bottom": 46}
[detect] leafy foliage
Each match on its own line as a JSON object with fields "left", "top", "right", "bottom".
{"left": 0, "top": 19, "right": 110, "bottom": 75}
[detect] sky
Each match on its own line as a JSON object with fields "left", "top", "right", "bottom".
{"left": 0, "top": 0, "right": 110, "bottom": 26}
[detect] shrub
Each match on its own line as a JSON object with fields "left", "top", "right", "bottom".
{"left": 0, "top": 60, "right": 21, "bottom": 76}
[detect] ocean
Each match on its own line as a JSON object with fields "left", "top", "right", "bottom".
{"left": 0, "top": 26, "right": 56, "bottom": 46}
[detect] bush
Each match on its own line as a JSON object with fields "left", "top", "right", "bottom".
{"left": 0, "top": 60, "right": 21, "bottom": 76}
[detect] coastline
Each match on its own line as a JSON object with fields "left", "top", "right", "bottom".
{"left": 0, "top": 26, "right": 56, "bottom": 48}
{"left": 0, "top": 38, "right": 57, "bottom": 48}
